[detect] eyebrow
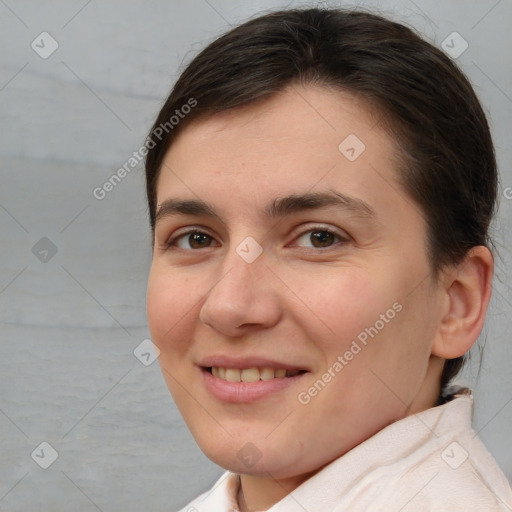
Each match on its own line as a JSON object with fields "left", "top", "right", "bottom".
{"left": 155, "top": 198, "right": 222, "bottom": 224}
{"left": 155, "top": 191, "right": 376, "bottom": 225}
{"left": 266, "top": 191, "right": 375, "bottom": 219}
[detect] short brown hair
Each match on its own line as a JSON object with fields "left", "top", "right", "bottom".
{"left": 144, "top": 8, "right": 497, "bottom": 394}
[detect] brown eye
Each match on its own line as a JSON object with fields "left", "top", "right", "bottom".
{"left": 167, "top": 230, "right": 217, "bottom": 250}
{"left": 295, "top": 229, "right": 341, "bottom": 249}
{"left": 310, "top": 231, "right": 336, "bottom": 247}
{"left": 187, "top": 232, "right": 213, "bottom": 249}
{"left": 188, "top": 233, "right": 212, "bottom": 249}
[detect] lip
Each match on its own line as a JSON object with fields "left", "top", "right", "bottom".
{"left": 197, "top": 355, "right": 310, "bottom": 403}
{"left": 200, "top": 366, "right": 308, "bottom": 403}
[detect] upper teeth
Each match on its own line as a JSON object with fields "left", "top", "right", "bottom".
{"left": 211, "top": 367, "right": 300, "bottom": 382}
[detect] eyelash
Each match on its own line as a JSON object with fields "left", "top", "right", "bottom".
{"left": 293, "top": 227, "right": 348, "bottom": 250}
{"left": 165, "top": 229, "right": 217, "bottom": 250}
{"left": 164, "top": 226, "right": 349, "bottom": 251}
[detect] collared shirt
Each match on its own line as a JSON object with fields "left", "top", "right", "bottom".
{"left": 179, "top": 389, "right": 512, "bottom": 511}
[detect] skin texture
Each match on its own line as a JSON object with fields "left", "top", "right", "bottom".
{"left": 146, "top": 84, "right": 493, "bottom": 511}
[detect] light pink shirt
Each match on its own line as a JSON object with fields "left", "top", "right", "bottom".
{"left": 179, "top": 389, "right": 512, "bottom": 511}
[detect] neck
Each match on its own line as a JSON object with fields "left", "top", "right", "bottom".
{"left": 407, "top": 355, "right": 444, "bottom": 415}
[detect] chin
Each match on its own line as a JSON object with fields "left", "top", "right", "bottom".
{"left": 196, "top": 434, "right": 312, "bottom": 479}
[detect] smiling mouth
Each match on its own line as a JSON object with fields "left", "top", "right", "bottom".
{"left": 206, "top": 366, "right": 308, "bottom": 382}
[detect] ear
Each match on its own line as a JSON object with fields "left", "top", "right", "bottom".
{"left": 432, "top": 246, "right": 494, "bottom": 359}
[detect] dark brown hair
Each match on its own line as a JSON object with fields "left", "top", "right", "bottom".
{"left": 144, "top": 8, "right": 497, "bottom": 395}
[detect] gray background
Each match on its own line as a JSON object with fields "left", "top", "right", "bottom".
{"left": 0, "top": 0, "right": 511, "bottom": 510}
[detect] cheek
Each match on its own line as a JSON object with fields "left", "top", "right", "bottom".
{"left": 146, "top": 266, "right": 200, "bottom": 412}
{"left": 289, "top": 267, "right": 389, "bottom": 349}
{"left": 292, "top": 265, "right": 426, "bottom": 399}
{"left": 146, "top": 266, "right": 197, "bottom": 356}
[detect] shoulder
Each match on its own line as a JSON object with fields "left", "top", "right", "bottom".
{"left": 376, "top": 400, "right": 512, "bottom": 511}
{"left": 340, "top": 393, "right": 511, "bottom": 511}
{"left": 378, "top": 458, "right": 512, "bottom": 511}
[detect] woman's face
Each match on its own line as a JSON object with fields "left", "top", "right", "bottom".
{"left": 146, "top": 85, "right": 445, "bottom": 480}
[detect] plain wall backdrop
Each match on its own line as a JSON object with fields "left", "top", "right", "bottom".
{"left": 1, "top": 0, "right": 511, "bottom": 510}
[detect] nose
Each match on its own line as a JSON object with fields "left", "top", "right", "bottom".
{"left": 198, "top": 248, "right": 282, "bottom": 337}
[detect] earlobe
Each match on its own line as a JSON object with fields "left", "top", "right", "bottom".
{"left": 432, "top": 246, "right": 494, "bottom": 359}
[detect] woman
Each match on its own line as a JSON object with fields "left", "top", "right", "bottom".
{"left": 144, "top": 8, "right": 512, "bottom": 511}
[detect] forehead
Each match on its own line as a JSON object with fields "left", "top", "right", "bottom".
{"left": 156, "top": 84, "right": 407, "bottom": 220}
